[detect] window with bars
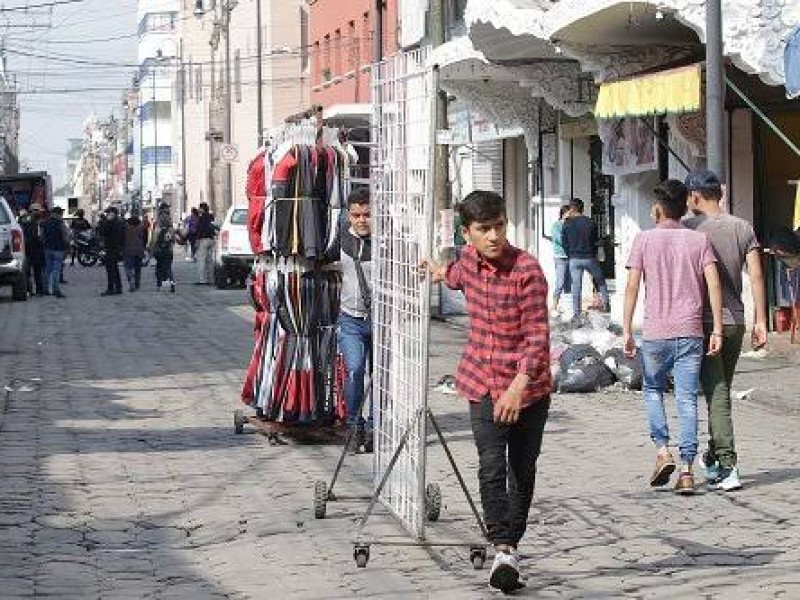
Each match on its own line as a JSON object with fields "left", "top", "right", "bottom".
{"left": 195, "top": 65, "right": 203, "bottom": 101}
{"left": 234, "top": 49, "right": 242, "bottom": 103}
{"left": 138, "top": 12, "right": 178, "bottom": 36}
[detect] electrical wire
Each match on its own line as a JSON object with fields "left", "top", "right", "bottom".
{"left": 0, "top": 0, "right": 85, "bottom": 11}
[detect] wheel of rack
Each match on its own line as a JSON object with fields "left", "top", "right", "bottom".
{"left": 314, "top": 480, "right": 328, "bottom": 519}
{"left": 470, "top": 546, "right": 487, "bottom": 570}
{"left": 425, "top": 483, "right": 441, "bottom": 522}
{"left": 353, "top": 544, "right": 370, "bottom": 568}
{"left": 233, "top": 410, "right": 245, "bottom": 435}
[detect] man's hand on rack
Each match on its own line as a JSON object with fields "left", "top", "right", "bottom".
{"left": 419, "top": 259, "right": 446, "bottom": 283}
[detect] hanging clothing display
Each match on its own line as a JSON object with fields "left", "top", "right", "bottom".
{"left": 241, "top": 125, "right": 353, "bottom": 425}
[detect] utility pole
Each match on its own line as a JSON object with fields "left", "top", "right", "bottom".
{"left": 256, "top": 0, "right": 264, "bottom": 147}
{"left": 152, "top": 63, "right": 159, "bottom": 192}
{"left": 223, "top": 4, "right": 234, "bottom": 209}
{"left": 179, "top": 40, "right": 188, "bottom": 217}
{"left": 706, "top": 0, "right": 726, "bottom": 182}
{"left": 430, "top": 0, "right": 450, "bottom": 258}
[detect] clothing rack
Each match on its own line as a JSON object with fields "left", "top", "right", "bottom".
{"left": 238, "top": 125, "right": 352, "bottom": 428}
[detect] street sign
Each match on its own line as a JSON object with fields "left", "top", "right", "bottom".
{"left": 220, "top": 143, "right": 240, "bottom": 163}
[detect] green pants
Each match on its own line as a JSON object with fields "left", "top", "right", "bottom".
{"left": 701, "top": 324, "right": 745, "bottom": 469}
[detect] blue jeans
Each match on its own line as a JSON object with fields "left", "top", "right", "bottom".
{"left": 337, "top": 312, "right": 373, "bottom": 429}
{"left": 553, "top": 257, "right": 571, "bottom": 302}
{"left": 641, "top": 338, "right": 703, "bottom": 465}
{"left": 44, "top": 250, "right": 65, "bottom": 295}
{"left": 568, "top": 258, "right": 609, "bottom": 317}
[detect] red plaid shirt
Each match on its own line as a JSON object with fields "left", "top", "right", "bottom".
{"left": 445, "top": 243, "right": 551, "bottom": 407}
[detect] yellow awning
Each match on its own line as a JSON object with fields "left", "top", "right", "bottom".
{"left": 595, "top": 64, "right": 701, "bottom": 119}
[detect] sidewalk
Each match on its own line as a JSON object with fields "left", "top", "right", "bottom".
{"left": 0, "top": 261, "right": 799, "bottom": 598}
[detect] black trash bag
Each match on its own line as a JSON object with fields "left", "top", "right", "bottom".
{"left": 559, "top": 344, "right": 603, "bottom": 371}
{"left": 558, "top": 357, "right": 617, "bottom": 393}
{"left": 604, "top": 348, "right": 643, "bottom": 391}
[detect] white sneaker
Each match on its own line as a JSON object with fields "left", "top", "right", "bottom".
{"left": 489, "top": 550, "right": 524, "bottom": 593}
{"left": 710, "top": 467, "right": 742, "bottom": 491}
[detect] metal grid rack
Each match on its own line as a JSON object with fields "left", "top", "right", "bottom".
{"left": 344, "top": 49, "right": 488, "bottom": 570}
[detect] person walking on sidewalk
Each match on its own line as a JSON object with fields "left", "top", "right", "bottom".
{"left": 550, "top": 204, "right": 572, "bottom": 316}
{"left": 149, "top": 207, "right": 176, "bottom": 293}
{"left": 99, "top": 207, "right": 125, "bottom": 296}
{"left": 184, "top": 207, "right": 199, "bottom": 261}
{"left": 40, "top": 206, "right": 70, "bottom": 298}
{"left": 562, "top": 198, "right": 610, "bottom": 319}
{"left": 194, "top": 203, "right": 216, "bottom": 284}
{"left": 122, "top": 214, "right": 146, "bottom": 292}
{"left": 20, "top": 205, "right": 46, "bottom": 296}
{"left": 622, "top": 179, "right": 724, "bottom": 495}
{"left": 337, "top": 187, "right": 373, "bottom": 453}
{"left": 423, "top": 190, "right": 551, "bottom": 594}
{"left": 684, "top": 170, "right": 768, "bottom": 491}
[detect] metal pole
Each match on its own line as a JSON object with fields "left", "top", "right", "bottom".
{"left": 152, "top": 65, "right": 159, "bottom": 191}
{"left": 256, "top": 0, "right": 264, "bottom": 147}
{"left": 138, "top": 98, "right": 143, "bottom": 202}
{"left": 224, "top": 3, "right": 233, "bottom": 210}
{"left": 179, "top": 40, "right": 188, "bottom": 217}
{"left": 374, "top": 0, "right": 383, "bottom": 63}
{"left": 705, "top": 0, "right": 726, "bottom": 182}
{"left": 430, "top": 0, "right": 450, "bottom": 261}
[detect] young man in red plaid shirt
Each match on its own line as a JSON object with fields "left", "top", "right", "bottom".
{"left": 423, "top": 190, "right": 551, "bottom": 593}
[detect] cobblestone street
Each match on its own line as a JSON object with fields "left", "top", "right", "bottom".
{"left": 1, "top": 262, "right": 799, "bottom": 599}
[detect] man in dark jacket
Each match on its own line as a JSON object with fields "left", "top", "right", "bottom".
{"left": 20, "top": 205, "right": 46, "bottom": 296}
{"left": 194, "top": 202, "right": 216, "bottom": 284}
{"left": 40, "top": 206, "right": 70, "bottom": 298}
{"left": 99, "top": 206, "right": 125, "bottom": 296}
{"left": 69, "top": 208, "right": 92, "bottom": 265}
{"left": 561, "top": 198, "right": 610, "bottom": 319}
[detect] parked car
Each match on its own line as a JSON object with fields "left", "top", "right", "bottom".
{"left": 214, "top": 207, "right": 254, "bottom": 289}
{"left": 0, "top": 197, "right": 28, "bottom": 301}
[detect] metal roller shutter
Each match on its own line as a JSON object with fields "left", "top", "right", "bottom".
{"left": 472, "top": 140, "right": 503, "bottom": 194}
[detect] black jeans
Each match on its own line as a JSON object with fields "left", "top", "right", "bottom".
{"left": 104, "top": 254, "right": 122, "bottom": 293}
{"left": 469, "top": 395, "right": 550, "bottom": 548}
{"left": 155, "top": 253, "right": 174, "bottom": 286}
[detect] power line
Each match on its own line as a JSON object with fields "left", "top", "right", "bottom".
{"left": 0, "top": 0, "right": 84, "bottom": 11}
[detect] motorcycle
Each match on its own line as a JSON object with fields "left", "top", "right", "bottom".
{"left": 73, "top": 232, "right": 105, "bottom": 267}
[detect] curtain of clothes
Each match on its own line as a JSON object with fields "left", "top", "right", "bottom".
{"left": 241, "top": 138, "right": 352, "bottom": 424}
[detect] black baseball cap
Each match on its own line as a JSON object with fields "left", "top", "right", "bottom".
{"left": 685, "top": 170, "right": 722, "bottom": 192}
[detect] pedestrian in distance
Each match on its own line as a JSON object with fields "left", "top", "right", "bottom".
{"left": 561, "top": 198, "right": 611, "bottom": 319}
{"left": 69, "top": 208, "right": 92, "bottom": 266}
{"left": 122, "top": 214, "right": 146, "bottom": 292}
{"left": 684, "top": 170, "right": 769, "bottom": 492}
{"left": 550, "top": 204, "right": 572, "bottom": 316}
{"left": 99, "top": 206, "right": 125, "bottom": 296}
{"left": 39, "top": 206, "right": 70, "bottom": 299}
{"left": 336, "top": 187, "right": 374, "bottom": 453}
{"left": 422, "top": 190, "right": 551, "bottom": 594}
{"left": 622, "top": 179, "right": 724, "bottom": 495}
{"left": 184, "top": 207, "right": 199, "bottom": 262}
{"left": 19, "top": 205, "right": 46, "bottom": 296}
{"left": 194, "top": 202, "right": 216, "bottom": 285}
{"left": 149, "top": 206, "right": 176, "bottom": 293}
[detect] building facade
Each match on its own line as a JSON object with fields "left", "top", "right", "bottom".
{"left": 136, "top": 0, "right": 181, "bottom": 212}
{"left": 178, "top": 0, "right": 310, "bottom": 218}
{"left": 408, "top": 0, "right": 799, "bottom": 324}
{"left": 310, "top": 0, "right": 399, "bottom": 125}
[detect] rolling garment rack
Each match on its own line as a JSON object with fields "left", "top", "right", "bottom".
{"left": 236, "top": 123, "right": 352, "bottom": 444}
{"left": 312, "top": 49, "right": 489, "bottom": 569}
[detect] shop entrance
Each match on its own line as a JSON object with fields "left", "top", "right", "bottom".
{"left": 590, "top": 136, "right": 616, "bottom": 279}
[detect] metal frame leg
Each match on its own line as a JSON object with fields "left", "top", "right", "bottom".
{"left": 426, "top": 408, "right": 489, "bottom": 541}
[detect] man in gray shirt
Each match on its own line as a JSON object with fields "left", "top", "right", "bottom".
{"left": 684, "top": 170, "right": 768, "bottom": 492}
{"left": 337, "top": 187, "right": 373, "bottom": 452}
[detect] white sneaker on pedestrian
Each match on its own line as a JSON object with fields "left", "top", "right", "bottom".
{"left": 709, "top": 467, "right": 742, "bottom": 491}
{"left": 489, "top": 550, "right": 523, "bottom": 593}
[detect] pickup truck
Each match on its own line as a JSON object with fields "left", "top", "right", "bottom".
{"left": 0, "top": 196, "right": 28, "bottom": 301}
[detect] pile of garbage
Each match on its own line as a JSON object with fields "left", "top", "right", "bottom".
{"left": 551, "top": 313, "right": 642, "bottom": 394}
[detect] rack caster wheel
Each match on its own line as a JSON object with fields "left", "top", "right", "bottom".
{"left": 234, "top": 410, "right": 245, "bottom": 435}
{"left": 313, "top": 480, "right": 328, "bottom": 519}
{"left": 470, "top": 546, "right": 487, "bottom": 570}
{"left": 354, "top": 545, "right": 370, "bottom": 568}
{"left": 425, "top": 482, "right": 442, "bottom": 522}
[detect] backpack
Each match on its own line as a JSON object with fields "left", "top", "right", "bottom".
{"left": 155, "top": 227, "right": 174, "bottom": 254}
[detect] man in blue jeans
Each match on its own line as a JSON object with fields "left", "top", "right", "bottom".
{"left": 622, "top": 180, "right": 724, "bottom": 494}
{"left": 337, "top": 187, "right": 373, "bottom": 453}
{"left": 561, "top": 198, "right": 610, "bottom": 319}
{"left": 40, "top": 206, "right": 70, "bottom": 299}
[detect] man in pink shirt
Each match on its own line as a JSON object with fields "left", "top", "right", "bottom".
{"left": 622, "top": 179, "right": 724, "bottom": 495}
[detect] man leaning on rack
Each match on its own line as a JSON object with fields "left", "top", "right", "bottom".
{"left": 337, "top": 187, "right": 374, "bottom": 453}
